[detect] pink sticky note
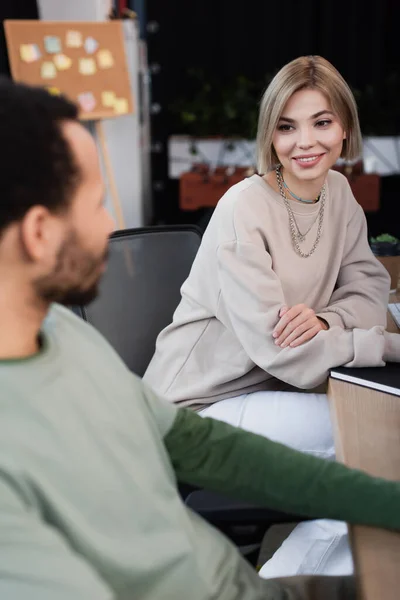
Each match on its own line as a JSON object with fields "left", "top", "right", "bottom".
{"left": 20, "top": 44, "right": 41, "bottom": 63}
{"left": 78, "top": 92, "right": 96, "bottom": 113}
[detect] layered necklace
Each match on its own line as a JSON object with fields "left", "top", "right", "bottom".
{"left": 275, "top": 166, "right": 326, "bottom": 258}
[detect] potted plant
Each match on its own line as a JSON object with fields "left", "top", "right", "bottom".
{"left": 370, "top": 234, "right": 400, "bottom": 256}
{"left": 169, "top": 70, "right": 266, "bottom": 212}
{"left": 169, "top": 68, "right": 265, "bottom": 141}
{"left": 168, "top": 69, "right": 267, "bottom": 181}
{"left": 370, "top": 234, "right": 400, "bottom": 291}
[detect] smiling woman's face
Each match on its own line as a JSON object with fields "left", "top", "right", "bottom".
{"left": 272, "top": 88, "right": 346, "bottom": 184}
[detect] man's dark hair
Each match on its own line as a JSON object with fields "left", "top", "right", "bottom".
{"left": 0, "top": 78, "right": 80, "bottom": 235}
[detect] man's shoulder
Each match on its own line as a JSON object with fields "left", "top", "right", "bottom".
{"left": 46, "top": 303, "right": 92, "bottom": 335}
{"left": 45, "top": 304, "right": 114, "bottom": 355}
{"left": 48, "top": 303, "right": 83, "bottom": 323}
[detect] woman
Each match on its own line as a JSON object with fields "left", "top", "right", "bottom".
{"left": 144, "top": 56, "right": 394, "bottom": 577}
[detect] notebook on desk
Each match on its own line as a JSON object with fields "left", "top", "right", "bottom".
{"left": 330, "top": 363, "right": 400, "bottom": 397}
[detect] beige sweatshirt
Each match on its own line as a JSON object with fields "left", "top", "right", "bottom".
{"left": 144, "top": 171, "right": 398, "bottom": 408}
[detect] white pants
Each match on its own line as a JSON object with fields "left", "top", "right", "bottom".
{"left": 200, "top": 391, "right": 354, "bottom": 578}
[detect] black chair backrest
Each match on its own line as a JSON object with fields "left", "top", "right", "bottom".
{"left": 76, "top": 224, "right": 304, "bottom": 555}
{"left": 78, "top": 226, "right": 202, "bottom": 376}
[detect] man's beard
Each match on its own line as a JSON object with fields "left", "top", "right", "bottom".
{"left": 34, "top": 230, "right": 109, "bottom": 307}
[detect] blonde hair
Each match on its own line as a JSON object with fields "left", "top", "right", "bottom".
{"left": 256, "top": 55, "right": 362, "bottom": 173}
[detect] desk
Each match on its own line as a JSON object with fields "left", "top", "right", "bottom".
{"left": 328, "top": 297, "right": 400, "bottom": 599}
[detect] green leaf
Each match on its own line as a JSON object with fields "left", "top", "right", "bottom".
{"left": 371, "top": 234, "right": 399, "bottom": 244}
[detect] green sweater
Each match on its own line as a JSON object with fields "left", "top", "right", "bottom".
{"left": 0, "top": 304, "right": 400, "bottom": 600}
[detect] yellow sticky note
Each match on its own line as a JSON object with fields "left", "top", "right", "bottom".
{"left": 114, "top": 98, "right": 129, "bottom": 115}
{"left": 53, "top": 54, "right": 72, "bottom": 71}
{"left": 97, "top": 49, "right": 114, "bottom": 69}
{"left": 66, "top": 30, "right": 82, "bottom": 48}
{"left": 47, "top": 87, "right": 61, "bottom": 96}
{"left": 20, "top": 44, "right": 41, "bottom": 63}
{"left": 79, "top": 58, "right": 96, "bottom": 75}
{"left": 101, "top": 91, "right": 116, "bottom": 108}
{"left": 41, "top": 61, "right": 57, "bottom": 79}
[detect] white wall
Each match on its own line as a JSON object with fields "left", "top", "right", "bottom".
{"left": 37, "top": 0, "right": 152, "bottom": 228}
{"left": 38, "top": 0, "right": 112, "bottom": 22}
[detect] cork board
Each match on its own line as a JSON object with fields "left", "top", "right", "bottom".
{"left": 4, "top": 20, "right": 134, "bottom": 121}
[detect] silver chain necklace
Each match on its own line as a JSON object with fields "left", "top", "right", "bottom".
{"left": 275, "top": 166, "right": 326, "bottom": 258}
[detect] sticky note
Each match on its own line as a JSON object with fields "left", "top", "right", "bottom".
{"left": 53, "top": 54, "right": 72, "bottom": 71}
{"left": 78, "top": 92, "right": 96, "bottom": 113}
{"left": 47, "top": 87, "right": 61, "bottom": 96}
{"left": 84, "top": 37, "right": 99, "bottom": 54}
{"left": 44, "top": 36, "right": 62, "bottom": 54}
{"left": 66, "top": 30, "right": 82, "bottom": 48}
{"left": 79, "top": 58, "right": 96, "bottom": 75}
{"left": 101, "top": 91, "right": 116, "bottom": 108}
{"left": 41, "top": 61, "right": 57, "bottom": 79}
{"left": 20, "top": 44, "right": 41, "bottom": 63}
{"left": 97, "top": 49, "right": 114, "bottom": 69}
{"left": 114, "top": 98, "right": 129, "bottom": 115}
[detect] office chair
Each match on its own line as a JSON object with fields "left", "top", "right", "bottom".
{"left": 75, "top": 225, "right": 304, "bottom": 565}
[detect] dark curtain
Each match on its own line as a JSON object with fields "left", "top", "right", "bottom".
{"left": 0, "top": 0, "right": 39, "bottom": 76}
{"left": 149, "top": 0, "right": 398, "bottom": 107}
{"left": 147, "top": 0, "right": 400, "bottom": 224}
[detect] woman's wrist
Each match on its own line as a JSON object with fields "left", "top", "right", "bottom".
{"left": 383, "top": 332, "right": 400, "bottom": 363}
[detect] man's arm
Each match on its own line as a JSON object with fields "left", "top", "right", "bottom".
{"left": 164, "top": 408, "right": 400, "bottom": 531}
{"left": 0, "top": 473, "right": 113, "bottom": 600}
